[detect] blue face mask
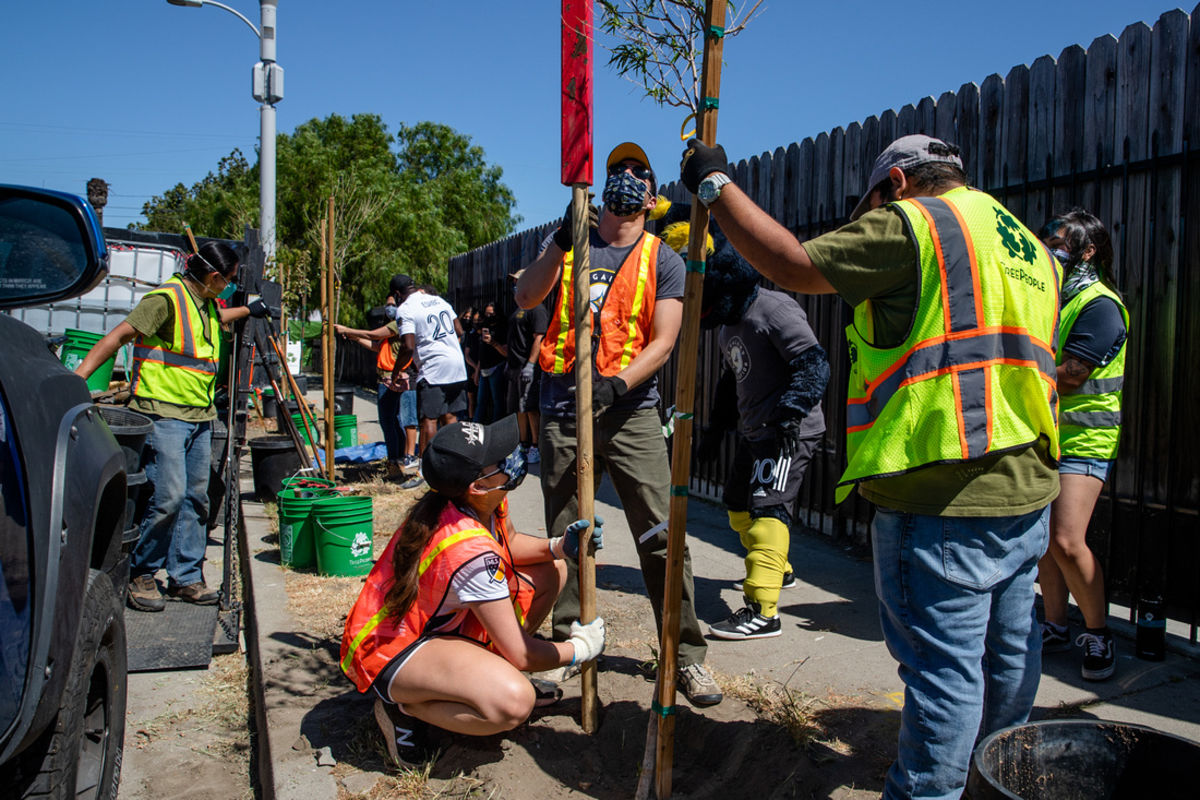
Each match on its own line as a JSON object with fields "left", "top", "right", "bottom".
{"left": 602, "top": 170, "right": 649, "bottom": 217}
{"left": 384, "top": 304, "right": 399, "bottom": 321}
{"left": 1050, "top": 248, "right": 1071, "bottom": 264}
{"left": 217, "top": 280, "right": 238, "bottom": 301}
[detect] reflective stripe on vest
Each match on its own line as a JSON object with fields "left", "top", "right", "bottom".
{"left": 1057, "top": 280, "right": 1127, "bottom": 459}
{"left": 339, "top": 498, "right": 533, "bottom": 692}
{"left": 130, "top": 275, "right": 221, "bottom": 407}
{"left": 837, "top": 188, "right": 1061, "bottom": 502}
{"left": 540, "top": 232, "right": 658, "bottom": 376}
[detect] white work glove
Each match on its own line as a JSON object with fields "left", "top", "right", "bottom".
{"left": 568, "top": 617, "right": 606, "bottom": 665}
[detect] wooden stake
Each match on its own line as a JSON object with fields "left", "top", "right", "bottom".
{"left": 325, "top": 199, "right": 337, "bottom": 481}
{"left": 571, "top": 184, "right": 600, "bottom": 733}
{"left": 653, "top": 3, "right": 728, "bottom": 797}
{"left": 183, "top": 222, "right": 199, "bottom": 254}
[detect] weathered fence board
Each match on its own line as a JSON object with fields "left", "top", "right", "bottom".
{"left": 446, "top": 7, "right": 1200, "bottom": 630}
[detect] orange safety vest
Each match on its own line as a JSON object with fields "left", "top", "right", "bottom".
{"left": 539, "top": 231, "right": 659, "bottom": 376}
{"left": 339, "top": 497, "right": 534, "bottom": 693}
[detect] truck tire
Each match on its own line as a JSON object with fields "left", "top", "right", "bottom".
{"left": 17, "top": 569, "right": 127, "bottom": 800}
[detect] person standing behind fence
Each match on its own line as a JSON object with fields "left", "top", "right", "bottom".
{"left": 505, "top": 269, "right": 548, "bottom": 466}
{"left": 1036, "top": 210, "right": 1127, "bottom": 682}
{"left": 74, "top": 241, "right": 271, "bottom": 611}
{"left": 682, "top": 134, "right": 1061, "bottom": 799}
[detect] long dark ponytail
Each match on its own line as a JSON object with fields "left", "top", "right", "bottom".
{"left": 383, "top": 490, "right": 461, "bottom": 620}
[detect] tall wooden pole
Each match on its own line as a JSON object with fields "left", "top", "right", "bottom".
{"left": 561, "top": 0, "right": 598, "bottom": 733}
{"left": 324, "top": 197, "right": 336, "bottom": 481}
{"left": 653, "top": 2, "right": 727, "bottom": 797}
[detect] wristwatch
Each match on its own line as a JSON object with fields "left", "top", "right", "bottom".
{"left": 697, "top": 172, "right": 732, "bottom": 207}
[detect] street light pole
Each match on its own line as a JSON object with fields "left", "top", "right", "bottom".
{"left": 165, "top": 0, "right": 281, "bottom": 267}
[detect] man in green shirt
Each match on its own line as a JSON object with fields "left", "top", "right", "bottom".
{"left": 681, "top": 135, "right": 1060, "bottom": 799}
{"left": 76, "top": 242, "right": 269, "bottom": 611}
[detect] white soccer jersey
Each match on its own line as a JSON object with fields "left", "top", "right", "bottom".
{"left": 398, "top": 292, "right": 468, "bottom": 385}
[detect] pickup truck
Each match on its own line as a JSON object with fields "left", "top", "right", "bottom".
{"left": 0, "top": 184, "right": 128, "bottom": 800}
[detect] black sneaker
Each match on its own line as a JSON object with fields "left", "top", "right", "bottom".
{"left": 1042, "top": 621, "right": 1072, "bottom": 653}
{"left": 374, "top": 699, "right": 438, "bottom": 768}
{"left": 1077, "top": 630, "right": 1116, "bottom": 681}
{"left": 733, "top": 571, "right": 797, "bottom": 592}
{"left": 708, "top": 603, "right": 782, "bottom": 640}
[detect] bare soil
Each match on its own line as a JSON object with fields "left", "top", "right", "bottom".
{"left": 277, "top": 474, "right": 898, "bottom": 799}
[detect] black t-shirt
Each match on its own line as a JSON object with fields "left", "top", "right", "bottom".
{"left": 1064, "top": 296, "right": 1127, "bottom": 366}
{"left": 507, "top": 304, "right": 550, "bottom": 369}
{"left": 476, "top": 316, "right": 507, "bottom": 370}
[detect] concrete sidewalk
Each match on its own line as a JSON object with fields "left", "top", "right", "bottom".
{"left": 245, "top": 387, "right": 1200, "bottom": 798}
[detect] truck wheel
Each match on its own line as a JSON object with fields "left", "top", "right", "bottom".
{"left": 19, "top": 569, "right": 127, "bottom": 800}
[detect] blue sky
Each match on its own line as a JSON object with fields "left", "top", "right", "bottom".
{"left": 0, "top": 1, "right": 1179, "bottom": 235}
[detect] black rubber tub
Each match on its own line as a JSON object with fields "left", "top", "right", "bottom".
{"left": 248, "top": 436, "right": 303, "bottom": 502}
{"left": 967, "top": 719, "right": 1200, "bottom": 799}
{"left": 95, "top": 405, "right": 154, "bottom": 474}
{"left": 333, "top": 385, "right": 355, "bottom": 416}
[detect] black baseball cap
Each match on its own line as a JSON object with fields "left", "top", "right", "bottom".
{"left": 422, "top": 415, "right": 520, "bottom": 496}
{"left": 389, "top": 273, "right": 414, "bottom": 296}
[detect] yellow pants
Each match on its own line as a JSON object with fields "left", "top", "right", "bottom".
{"left": 728, "top": 510, "right": 791, "bottom": 617}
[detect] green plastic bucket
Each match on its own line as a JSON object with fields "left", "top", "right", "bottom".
{"left": 277, "top": 488, "right": 338, "bottom": 568}
{"left": 311, "top": 495, "right": 374, "bottom": 576}
{"left": 292, "top": 413, "right": 320, "bottom": 446}
{"left": 333, "top": 414, "right": 358, "bottom": 449}
{"left": 280, "top": 476, "right": 335, "bottom": 493}
{"left": 60, "top": 328, "right": 113, "bottom": 392}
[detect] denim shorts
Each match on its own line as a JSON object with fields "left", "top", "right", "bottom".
{"left": 399, "top": 390, "right": 417, "bottom": 429}
{"left": 1059, "top": 456, "right": 1113, "bottom": 482}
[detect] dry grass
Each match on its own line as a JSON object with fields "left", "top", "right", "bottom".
{"left": 718, "top": 665, "right": 825, "bottom": 749}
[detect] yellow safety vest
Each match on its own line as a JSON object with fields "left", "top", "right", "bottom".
{"left": 837, "top": 187, "right": 1061, "bottom": 502}
{"left": 131, "top": 275, "right": 222, "bottom": 408}
{"left": 1058, "top": 280, "right": 1127, "bottom": 459}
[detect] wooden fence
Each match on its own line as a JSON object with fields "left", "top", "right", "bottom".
{"left": 447, "top": 6, "right": 1200, "bottom": 635}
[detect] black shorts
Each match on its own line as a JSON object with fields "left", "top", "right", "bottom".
{"left": 506, "top": 365, "right": 541, "bottom": 414}
{"left": 722, "top": 430, "right": 819, "bottom": 517}
{"left": 416, "top": 379, "right": 469, "bottom": 421}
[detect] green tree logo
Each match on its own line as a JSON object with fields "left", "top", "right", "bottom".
{"left": 995, "top": 208, "right": 1038, "bottom": 265}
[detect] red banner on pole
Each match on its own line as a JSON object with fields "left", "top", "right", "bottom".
{"left": 561, "top": 0, "right": 593, "bottom": 186}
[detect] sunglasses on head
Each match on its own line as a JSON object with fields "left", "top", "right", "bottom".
{"left": 608, "top": 162, "right": 653, "bottom": 181}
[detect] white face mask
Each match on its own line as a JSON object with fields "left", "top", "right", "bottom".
{"left": 384, "top": 304, "right": 399, "bottom": 321}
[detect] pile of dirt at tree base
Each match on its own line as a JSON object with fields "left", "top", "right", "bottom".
{"left": 419, "top": 661, "right": 897, "bottom": 800}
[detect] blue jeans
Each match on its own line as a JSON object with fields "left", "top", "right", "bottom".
{"left": 377, "top": 383, "right": 403, "bottom": 461}
{"left": 132, "top": 418, "right": 212, "bottom": 587}
{"left": 474, "top": 364, "right": 506, "bottom": 423}
{"left": 872, "top": 505, "right": 1050, "bottom": 800}
{"left": 399, "top": 389, "right": 417, "bottom": 430}
{"left": 1059, "top": 455, "right": 1113, "bottom": 482}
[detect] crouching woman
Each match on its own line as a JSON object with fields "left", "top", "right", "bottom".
{"left": 340, "top": 414, "right": 604, "bottom": 766}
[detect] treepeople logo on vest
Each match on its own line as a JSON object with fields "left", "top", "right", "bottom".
{"left": 726, "top": 336, "right": 751, "bottom": 382}
{"left": 350, "top": 531, "right": 372, "bottom": 559}
{"left": 994, "top": 207, "right": 1038, "bottom": 265}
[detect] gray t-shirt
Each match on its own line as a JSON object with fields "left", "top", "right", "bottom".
{"left": 539, "top": 230, "right": 685, "bottom": 418}
{"left": 719, "top": 288, "right": 825, "bottom": 441}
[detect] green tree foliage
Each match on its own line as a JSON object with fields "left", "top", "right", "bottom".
{"left": 597, "top": 0, "right": 763, "bottom": 112}
{"left": 138, "top": 114, "right": 519, "bottom": 327}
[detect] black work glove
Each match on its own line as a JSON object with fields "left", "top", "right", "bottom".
{"left": 680, "top": 138, "right": 730, "bottom": 194}
{"left": 247, "top": 299, "right": 273, "bottom": 318}
{"left": 695, "top": 426, "right": 725, "bottom": 463}
{"left": 552, "top": 193, "right": 600, "bottom": 252}
{"left": 778, "top": 418, "right": 806, "bottom": 458}
{"left": 591, "top": 375, "right": 628, "bottom": 416}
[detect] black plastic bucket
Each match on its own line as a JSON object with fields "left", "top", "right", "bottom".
{"left": 291, "top": 374, "right": 309, "bottom": 395}
{"left": 248, "top": 436, "right": 303, "bottom": 502}
{"left": 95, "top": 405, "right": 154, "bottom": 474}
{"left": 124, "top": 469, "right": 147, "bottom": 529}
{"left": 260, "top": 388, "right": 279, "bottom": 423}
{"left": 967, "top": 719, "right": 1200, "bottom": 799}
{"left": 333, "top": 385, "right": 355, "bottom": 416}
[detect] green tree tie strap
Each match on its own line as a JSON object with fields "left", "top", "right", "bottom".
{"left": 671, "top": 485, "right": 689, "bottom": 497}
{"left": 651, "top": 699, "right": 677, "bottom": 717}
{"left": 686, "top": 259, "right": 707, "bottom": 274}
{"left": 708, "top": 25, "right": 726, "bottom": 38}
{"left": 703, "top": 97, "right": 720, "bottom": 109}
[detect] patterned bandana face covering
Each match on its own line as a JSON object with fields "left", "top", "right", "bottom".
{"left": 477, "top": 446, "right": 528, "bottom": 492}
{"left": 602, "top": 170, "right": 649, "bottom": 217}
{"left": 1061, "top": 260, "right": 1101, "bottom": 304}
